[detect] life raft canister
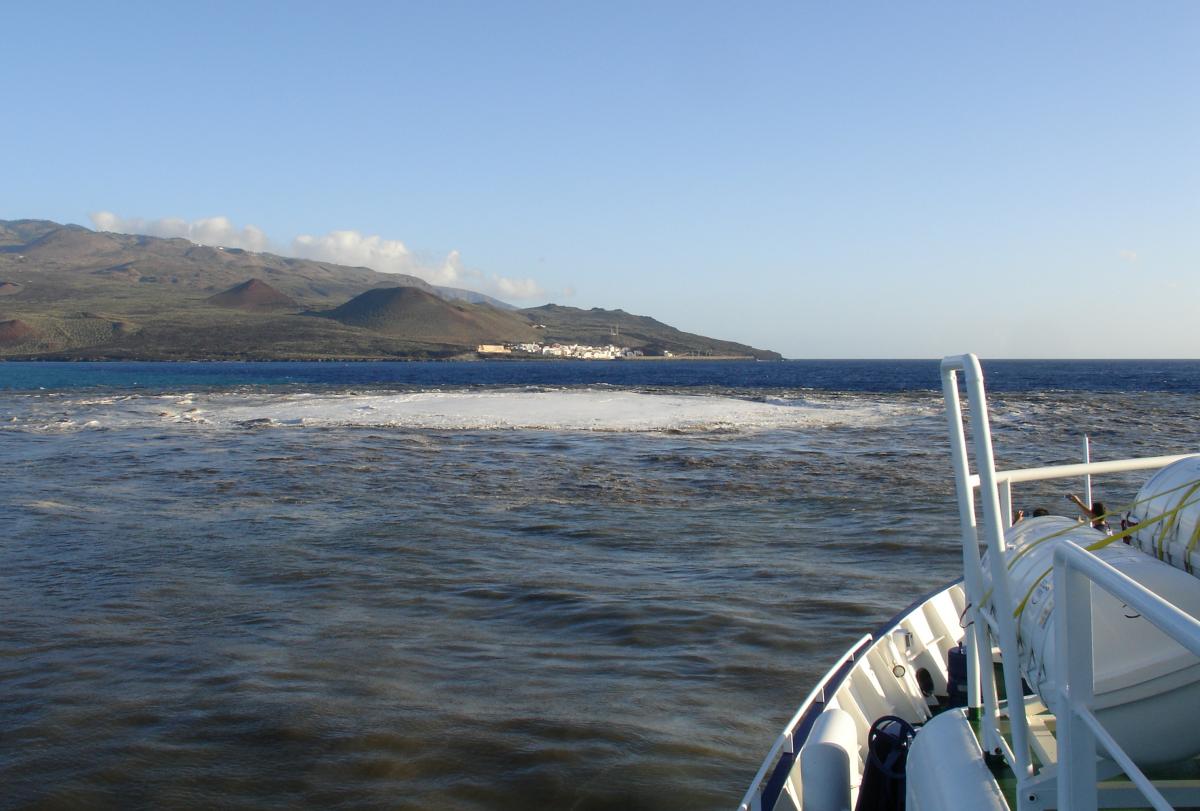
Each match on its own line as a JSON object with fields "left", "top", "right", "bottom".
{"left": 983, "top": 515, "right": 1200, "bottom": 766}
{"left": 1128, "top": 454, "right": 1200, "bottom": 575}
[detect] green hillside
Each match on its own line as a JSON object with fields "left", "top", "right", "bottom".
{"left": 0, "top": 219, "right": 780, "bottom": 360}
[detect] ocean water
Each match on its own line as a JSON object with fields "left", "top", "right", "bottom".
{"left": 2, "top": 359, "right": 1199, "bottom": 809}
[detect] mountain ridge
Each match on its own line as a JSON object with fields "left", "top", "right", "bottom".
{"left": 0, "top": 219, "right": 437, "bottom": 303}
{"left": 0, "top": 219, "right": 781, "bottom": 360}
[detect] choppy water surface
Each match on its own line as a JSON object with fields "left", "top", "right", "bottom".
{"left": 2, "top": 360, "right": 1198, "bottom": 809}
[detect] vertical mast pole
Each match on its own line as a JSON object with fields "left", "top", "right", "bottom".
{"left": 1083, "top": 436, "right": 1093, "bottom": 513}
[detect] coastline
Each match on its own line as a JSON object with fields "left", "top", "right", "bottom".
{"left": 478, "top": 353, "right": 764, "bottom": 362}
{"left": 0, "top": 353, "right": 771, "bottom": 363}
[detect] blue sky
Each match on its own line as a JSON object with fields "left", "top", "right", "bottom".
{"left": 2, "top": 1, "right": 1196, "bottom": 357}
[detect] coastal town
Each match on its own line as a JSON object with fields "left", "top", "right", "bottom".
{"left": 476, "top": 342, "right": 660, "bottom": 359}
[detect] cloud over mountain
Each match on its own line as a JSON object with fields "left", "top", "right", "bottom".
{"left": 291, "top": 230, "right": 414, "bottom": 274}
{"left": 291, "top": 232, "right": 544, "bottom": 300}
{"left": 91, "top": 212, "right": 270, "bottom": 252}
{"left": 90, "top": 212, "right": 545, "bottom": 301}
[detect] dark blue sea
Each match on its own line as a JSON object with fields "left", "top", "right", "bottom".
{"left": 5, "top": 358, "right": 1200, "bottom": 393}
{"left": 2, "top": 359, "right": 1199, "bottom": 809}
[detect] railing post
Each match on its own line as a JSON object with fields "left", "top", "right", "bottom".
{"left": 941, "top": 362, "right": 983, "bottom": 712}
{"left": 961, "top": 356, "right": 1033, "bottom": 778}
{"left": 941, "top": 357, "right": 1004, "bottom": 753}
{"left": 1083, "top": 436, "right": 1093, "bottom": 513}
{"left": 1055, "top": 546, "right": 1098, "bottom": 811}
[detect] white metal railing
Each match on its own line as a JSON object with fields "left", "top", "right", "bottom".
{"left": 1054, "top": 541, "right": 1200, "bottom": 811}
{"left": 1084, "top": 436, "right": 1093, "bottom": 515}
{"left": 737, "top": 634, "right": 871, "bottom": 811}
{"left": 941, "top": 353, "right": 1198, "bottom": 811}
{"left": 942, "top": 353, "right": 1032, "bottom": 775}
{"left": 968, "top": 455, "right": 1193, "bottom": 490}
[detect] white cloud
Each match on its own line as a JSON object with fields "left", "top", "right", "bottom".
{"left": 431, "top": 248, "right": 466, "bottom": 285}
{"left": 89, "top": 212, "right": 546, "bottom": 301}
{"left": 90, "top": 211, "right": 270, "bottom": 252}
{"left": 292, "top": 230, "right": 414, "bottom": 273}
{"left": 494, "top": 276, "right": 544, "bottom": 299}
{"left": 1119, "top": 249, "right": 1139, "bottom": 263}
{"left": 291, "top": 229, "right": 544, "bottom": 301}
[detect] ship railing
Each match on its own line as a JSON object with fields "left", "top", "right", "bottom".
{"left": 736, "top": 634, "right": 872, "bottom": 811}
{"left": 1054, "top": 539, "right": 1200, "bottom": 811}
{"left": 942, "top": 353, "right": 1033, "bottom": 775}
{"left": 941, "top": 352, "right": 1197, "bottom": 809}
{"left": 971, "top": 456, "right": 1191, "bottom": 528}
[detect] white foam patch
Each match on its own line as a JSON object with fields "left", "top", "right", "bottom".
{"left": 4, "top": 389, "right": 928, "bottom": 434}
{"left": 166, "top": 390, "right": 904, "bottom": 432}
